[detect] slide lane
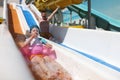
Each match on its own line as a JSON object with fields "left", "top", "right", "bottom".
{"left": 44, "top": 39, "right": 120, "bottom": 80}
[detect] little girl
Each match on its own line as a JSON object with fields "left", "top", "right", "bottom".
{"left": 21, "top": 25, "right": 56, "bottom": 61}
{"left": 21, "top": 25, "right": 72, "bottom": 80}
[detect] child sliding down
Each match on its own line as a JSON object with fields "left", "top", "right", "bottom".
{"left": 20, "top": 25, "right": 72, "bottom": 80}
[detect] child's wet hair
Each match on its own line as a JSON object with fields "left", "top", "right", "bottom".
{"left": 30, "top": 25, "right": 40, "bottom": 33}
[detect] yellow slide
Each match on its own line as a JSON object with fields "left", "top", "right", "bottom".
{"left": 34, "top": 0, "right": 83, "bottom": 11}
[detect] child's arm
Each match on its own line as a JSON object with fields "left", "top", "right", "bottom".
{"left": 47, "top": 6, "right": 60, "bottom": 21}
{"left": 45, "top": 43, "right": 52, "bottom": 48}
{"left": 23, "top": 33, "right": 36, "bottom": 47}
{"left": 23, "top": 36, "right": 33, "bottom": 47}
{"left": 40, "top": 38, "right": 52, "bottom": 48}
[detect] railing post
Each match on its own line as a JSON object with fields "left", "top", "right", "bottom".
{"left": 88, "top": 0, "right": 91, "bottom": 29}
{"left": 88, "top": 0, "right": 96, "bottom": 29}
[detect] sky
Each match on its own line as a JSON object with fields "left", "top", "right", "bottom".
{"left": 82, "top": 0, "right": 120, "bottom": 21}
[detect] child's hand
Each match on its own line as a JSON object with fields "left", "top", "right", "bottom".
{"left": 56, "top": 6, "right": 60, "bottom": 10}
{"left": 45, "top": 43, "right": 52, "bottom": 49}
{"left": 31, "top": 33, "right": 38, "bottom": 38}
{"left": 57, "top": 6, "right": 60, "bottom": 9}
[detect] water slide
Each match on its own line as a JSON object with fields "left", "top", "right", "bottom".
{"left": 0, "top": 1, "right": 120, "bottom": 80}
